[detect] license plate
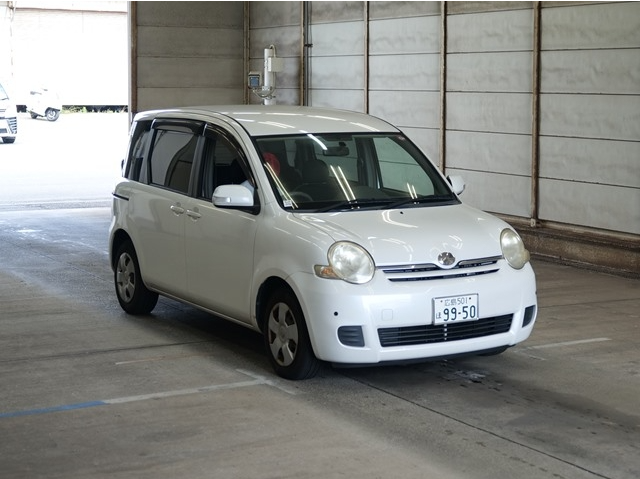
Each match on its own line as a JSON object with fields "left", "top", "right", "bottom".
{"left": 433, "top": 294, "right": 479, "bottom": 325}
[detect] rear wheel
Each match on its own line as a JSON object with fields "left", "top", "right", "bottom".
{"left": 1, "top": 137, "right": 15, "bottom": 144}
{"left": 45, "top": 108, "right": 60, "bottom": 121}
{"left": 114, "top": 240, "right": 158, "bottom": 314}
{"left": 263, "top": 288, "right": 320, "bottom": 380}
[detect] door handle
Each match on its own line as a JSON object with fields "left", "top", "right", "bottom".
{"left": 170, "top": 204, "right": 185, "bottom": 215}
{"left": 186, "top": 209, "right": 201, "bottom": 220}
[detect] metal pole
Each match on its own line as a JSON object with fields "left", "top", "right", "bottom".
{"left": 244, "top": 1, "right": 250, "bottom": 105}
{"left": 128, "top": 1, "right": 137, "bottom": 120}
{"left": 364, "top": 2, "right": 369, "bottom": 114}
{"left": 438, "top": 1, "right": 447, "bottom": 172}
{"left": 300, "top": 1, "right": 305, "bottom": 106}
{"left": 530, "top": 2, "right": 541, "bottom": 227}
{"left": 302, "top": 1, "right": 311, "bottom": 106}
{"left": 263, "top": 47, "right": 275, "bottom": 105}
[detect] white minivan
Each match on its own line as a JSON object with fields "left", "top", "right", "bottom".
{"left": 0, "top": 82, "right": 18, "bottom": 144}
{"left": 109, "top": 106, "right": 537, "bottom": 379}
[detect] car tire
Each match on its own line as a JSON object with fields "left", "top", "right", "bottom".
{"left": 114, "top": 240, "right": 158, "bottom": 315}
{"left": 45, "top": 108, "right": 60, "bottom": 122}
{"left": 2, "top": 137, "right": 15, "bottom": 143}
{"left": 263, "top": 288, "right": 320, "bottom": 380}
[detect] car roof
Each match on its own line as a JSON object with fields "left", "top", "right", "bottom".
{"left": 134, "top": 105, "right": 399, "bottom": 137}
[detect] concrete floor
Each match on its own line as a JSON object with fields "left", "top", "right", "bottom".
{"left": 0, "top": 206, "right": 638, "bottom": 479}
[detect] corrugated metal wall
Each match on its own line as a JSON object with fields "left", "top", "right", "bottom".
{"left": 445, "top": 2, "right": 535, "bottom": 220}
{"left": 133, "top": 1, "right": 244, "bottom": 112}
{"left": 306, "top": 2, "right": 365, "bottom": 110}
{"left": 537, "top": 2, "right": 640, "bottom": 235}
{"left": 368, "top": 2, "right": 442, "bottom": 162}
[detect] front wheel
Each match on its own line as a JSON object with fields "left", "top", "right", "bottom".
{"left": 263, "top": 288, "right": 320, "bottom": 380}
{"left": 114, "top": 240, "right": 158, "bottom": 315}
{"left": 45, "top": 108, "right": 60, "bottom": 121}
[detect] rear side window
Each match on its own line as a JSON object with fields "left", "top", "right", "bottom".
{"left": 125, "top": 120, "right": 152, "bottom": 182}
{"left": 149, "top": 129, "right": 199, "bottom": 194}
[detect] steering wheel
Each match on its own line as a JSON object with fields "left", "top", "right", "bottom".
{"left": 289, "top": 191, "right": 313, "bottom": 203}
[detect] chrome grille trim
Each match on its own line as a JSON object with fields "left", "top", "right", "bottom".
{"left": 456, "top": 255, "right": 503, "bottom": 268}
{"left": 379, "top": 255, "right": 502, "bottom": 282}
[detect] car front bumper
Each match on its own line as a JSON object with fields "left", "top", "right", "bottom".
{"left": 291, "top": 261, "right": 537, "bottom": 364}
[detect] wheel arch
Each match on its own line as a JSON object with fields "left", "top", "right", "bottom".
{"left": 255, "top": 276, "right": 292, "bottom": 334}
{"left": 110, "top": 229, "right": 133, "bottom": 270}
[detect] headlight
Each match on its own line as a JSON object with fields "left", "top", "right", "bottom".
{"left": 315, "top": 241, "right": 375, "bottom": 284}
{"left": 500, "top": 228, "right": 530, "bottom": 269}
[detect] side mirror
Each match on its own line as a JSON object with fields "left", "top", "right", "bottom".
{"left": 213, "top": 184, "right": 254, "bottom": 208}
{"left": 447, "top": 175, "right": 466, "bottom": 195}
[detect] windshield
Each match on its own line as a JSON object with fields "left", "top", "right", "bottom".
{"left": 254, "top": 133, "right": 458, "bottom": 212}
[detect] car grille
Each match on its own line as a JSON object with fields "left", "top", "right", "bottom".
{"left": 378, "top": 314, "right": 513, "bottom": 347}
{"left": 379, "top": 256, "right": 502, "bottom": 282}
{"left": 0, "top": 111, "right": 17, "bottom": 134}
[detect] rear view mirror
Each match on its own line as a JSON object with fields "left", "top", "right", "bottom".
{"left": 322, "top": 142, "right": 349, "bottom": 157}
{"left": 213, "top": 184, "right": 254, "bottom": 208}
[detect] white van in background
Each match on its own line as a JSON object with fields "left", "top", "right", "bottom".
{"left": 0, "top": 82, "right": 18, "bottom": 144}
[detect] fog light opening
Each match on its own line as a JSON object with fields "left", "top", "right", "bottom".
{"left": 523, "top": 305, "right": 536, "bottom": 327}
{"left": 338, "top": 326, "right": 365, "bottom": 347}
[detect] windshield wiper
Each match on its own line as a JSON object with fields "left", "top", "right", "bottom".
{"left": 315, "top": 194, "right": 457, "bottom": 213}
{"left": 317, "top": 198, "right": 395, "bottom": 212}
{"left": 388, "top": 194, "right": 456, "bottom": 209}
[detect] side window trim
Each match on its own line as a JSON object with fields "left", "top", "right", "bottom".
{"left": 198, "top": 125, "right": 256, "bottom": 197}
{"left": 151, "top": 118, "right": 206, "bottom": 135}
{"left": 124, "top": 119, "right": 153, "bottom": 182}
{"left": 194, "top": 124, "right": 260, "bottom": 214}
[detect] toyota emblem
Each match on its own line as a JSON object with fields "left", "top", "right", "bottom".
{"left": 438, "top": 252, "right": 456, "bottom": 267}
